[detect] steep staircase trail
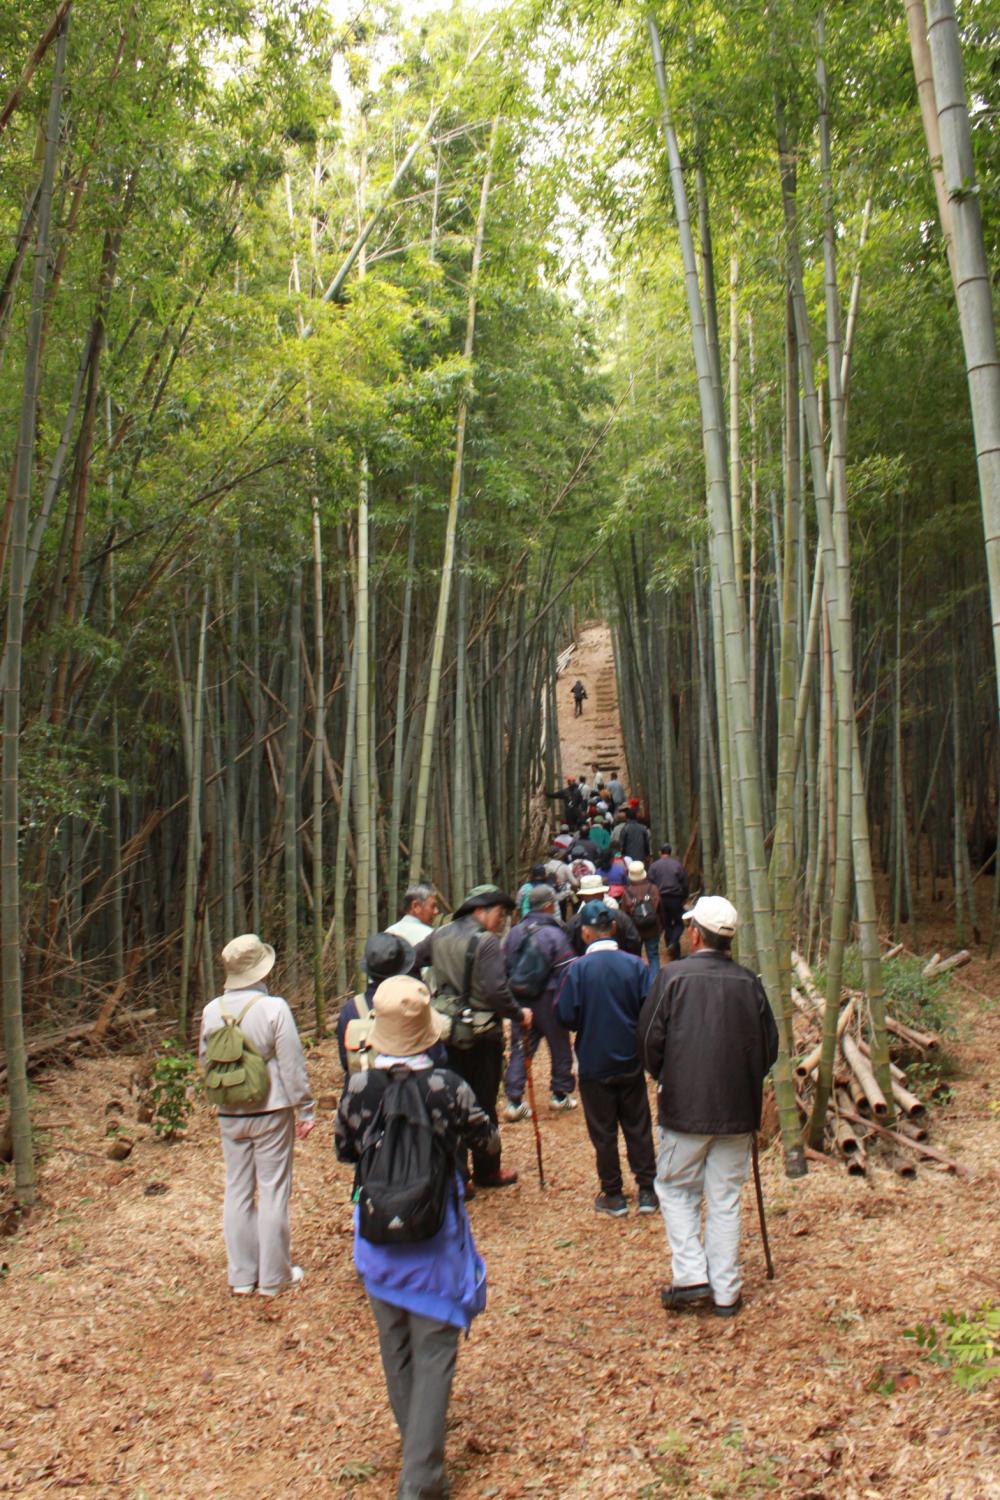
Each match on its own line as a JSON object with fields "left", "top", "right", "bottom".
{"left": 555, "top": 621, "right": 627, "bottom": 784}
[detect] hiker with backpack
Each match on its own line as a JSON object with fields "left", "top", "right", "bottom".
{"left": 413, "top": 885, "right": 530, "bottom": 1191}
{"left": 545, "top": 776, "right": 584, "bottom": 831}
{"left": 338, "top": 931, "right": 435, "bottom": 1078}
{"left": 514, "top": 862, "right": 549, "bottom": 919}
{"left": 502, "top": 884, "right": 577, "bottom": 1121}
{"left": 335, "top": 975, "right": 497, "bottom": 1500}
{"left": 199, "top": 934, "right": 315, "bottom": 1297}
{"left": 618, "top": 807, "right": 652, "bottom": 863}
{"left": 555, "top": 902, "right": 658, "bottom": 1218}
{"left": 571, "top": 679, "right": 588, "bottom": 717}
{"left": 620, "top": 861, "right": 664, "bottom": 975}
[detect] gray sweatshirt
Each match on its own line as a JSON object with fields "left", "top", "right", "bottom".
{"left": 199, "top": 983, "right": 314, "bottom": 1119}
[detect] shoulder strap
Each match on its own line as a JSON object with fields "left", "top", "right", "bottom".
{"left": 235, "top": 994, "right": 263, "bottom": 1024}
{"left": 354, "top": 991, "right": 370, "bottom": 1022}
{"left": 462, "top": 931, "right": 481, "bottom": 1003}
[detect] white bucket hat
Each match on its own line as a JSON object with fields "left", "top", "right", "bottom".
{"left": 221, "top": 933, "right": 276, "bottom": 990}
{"left": 682, "top": 895, "right": 739, "bottom": 937}
{"left": 577, "top": 873, "right": 609, "bottom": 898}
{"left": 627, "top": 861, "right": 647, "bottom": 880}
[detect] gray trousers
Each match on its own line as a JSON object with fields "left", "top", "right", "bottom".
{"left": 218, "top": 1108, "right": 295, "bottom": 1289}
{"left": 369, "top": 1294, "right": 460, "bottom": 1500}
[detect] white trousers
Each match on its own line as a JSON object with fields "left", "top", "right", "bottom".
{"left": 218, "top": 1108, "right": 295, "bottom": 1290}
{"left": 654, "top": 1128, "right": 752, "bottom": 1307}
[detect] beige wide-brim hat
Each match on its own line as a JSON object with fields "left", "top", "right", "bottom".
{"left": 367, "top": 975, "right": 448, "bottom": 1057}
{"left": 221, "top": 933, "right": 276, "bottom": 990}
{"left": 627, "top": 861, "right": 647, "bottom": 880}
{"left": 577, "top": 873, "right": 609, "bottom": 898}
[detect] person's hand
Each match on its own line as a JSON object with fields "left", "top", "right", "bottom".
{"left": 295, "top": 1119, "right": 316, "bottom": 1141}
{"left": 520, "top": 1007, "right": 533, "bottom": 1030}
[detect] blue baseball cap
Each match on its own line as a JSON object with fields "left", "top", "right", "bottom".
{"left": 579, "top": 899, "right": 613, "bottom": 927}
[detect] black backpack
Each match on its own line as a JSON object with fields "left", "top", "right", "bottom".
{"left": 630, "top": 892, "right": 657, "bottom": 932}
{"left": 355, "top": 1068, "right": 453, "bottom": 1245}
{"left": 508, "top": 926, "right": 553, "bottom": 1000}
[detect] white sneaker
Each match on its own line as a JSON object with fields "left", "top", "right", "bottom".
{"left": 504, "top": 1100, "right": 532, "bottom": 1122}
{"left": 258, "top": 1265, "right": 304, "bottom": 1297}
{"left": 232, "top": 1284, "right": 256, "bottom": 1295}
{"left": 551, "top": 1094, "right": 578, "bottom": 1111}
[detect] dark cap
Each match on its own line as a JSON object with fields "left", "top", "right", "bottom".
{"left": 579, "top": 899, "right": 614, "bottom": 930}
{"left": 454, "top": 884, "right": 516, "bottom": 919}
{"left": 363, "top": 931, "right": 415, "bottom": 981}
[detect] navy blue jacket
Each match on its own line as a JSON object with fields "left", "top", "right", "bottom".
{"left": 556, "top": 941, "right": 651, "bottom": 1080}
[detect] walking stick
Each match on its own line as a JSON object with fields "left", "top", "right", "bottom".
{"left": 751, "top": 1133, "right": 774, "bottom": 1280}
{"left": 520, "top": 1030, "right": 546, "bottom": 1189}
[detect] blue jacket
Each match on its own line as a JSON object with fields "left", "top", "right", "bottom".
{"left": 556, "top": 940, "right": 651, "bottom": 1080}
{"left": 353, "top": 1182, "right": 486, "bottom": 1330}
{"left": 336, "top": 1065, "right": 496, "bottom": 1330}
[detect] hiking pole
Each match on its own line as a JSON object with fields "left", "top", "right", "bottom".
{"left": 751, "top": 1133, "right": 774, "bottom": 1280}
{"left": 520, "top": 1032, "right": 546, "bottom": 1189}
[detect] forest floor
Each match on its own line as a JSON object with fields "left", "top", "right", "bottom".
{"left": 2, "top": 624, "right": 1000, "bottom": 1499}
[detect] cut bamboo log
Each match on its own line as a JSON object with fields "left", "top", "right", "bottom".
{"left": 890, "top": 1078, "right": 926, "bottom": 1118}
{"left": 836, "top": 1104, "right": 968, "bottom": 1177}
{"left": 833, "top": 1112, "right": 862, "bottom": 1157}
{"left": 885, "top": 1014, "right": 939, "bottom": 1051}
{"left": 796, "top": 996, "right": 856, "bottom": 1079}
{"left": 883, "top": 943, "right": 904, "bottom": 961}
{"left": 897, "top": 1116, "right": 929, "bottom": 1143}
{"left": 922, "top": 949, "right": 970, "bottom": 979}
{"left": 892, "top": 1153, "right": 917, "bottom": 1179}
{"left": 792, "top": 951, "right": 823, "bottom": 1009}
{"left": 841, "top": 1032, "right": 889, "bottom": 1116}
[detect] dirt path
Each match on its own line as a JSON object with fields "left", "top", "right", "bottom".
{"left": 2, "top": 971, "right": 999, "bottom": 1498}
{"left": 556, "top": 621, "right": 627, "bottom": 787}
{"left": 2, "top": 625, "right": 999, "bottom": 1496}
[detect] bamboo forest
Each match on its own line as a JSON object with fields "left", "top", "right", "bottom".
{"left": 2, "top": 0, "right": 999, "bottom": 1495}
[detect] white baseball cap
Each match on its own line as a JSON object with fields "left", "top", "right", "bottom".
{"left": 682, "top": 895, "right": 739, "bottom": 937}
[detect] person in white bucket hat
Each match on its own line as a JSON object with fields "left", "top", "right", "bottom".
{"left": 199, "top": 934, "right": 315, "bottom": 1297}
{"left": 638, "top": 896, "right": 778, "bottom": 1318}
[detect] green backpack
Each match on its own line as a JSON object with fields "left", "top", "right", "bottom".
{"left": 202, "top": 996, "right": 272, "bottom": 1108}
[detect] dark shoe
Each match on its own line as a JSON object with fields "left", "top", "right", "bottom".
{"left": 474, "top": 1167, "right": 518, "bottom": 1189}
{"left": 712, "top": 1296, "right": 743, "bottom": 1318}
{"left": 637, "top": 1186, "right": 659, "bottom": 1214}
{"left": 462, "top": 1181, "right": 477, "bottom": 1202}
{"left": 660, "top": 1282, "right": 712, "bottom": 1311}
{"left": 594, "top": 1192, "right": 629, "bottom": 1218}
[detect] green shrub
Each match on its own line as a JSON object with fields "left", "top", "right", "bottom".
{"left": 905, "top": 1305, "right": 1000, "bottom": 1390}
{"left": 147, "top": 1041, "right": 197, "bottom": 1139}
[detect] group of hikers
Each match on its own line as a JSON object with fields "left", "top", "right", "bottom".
{"left": 198, "top": 768, "right": 778, "bottom": 1500}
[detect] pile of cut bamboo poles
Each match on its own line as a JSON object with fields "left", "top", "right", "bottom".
{"left": 789, "top": 950, "right": 967, "bottom": 1180}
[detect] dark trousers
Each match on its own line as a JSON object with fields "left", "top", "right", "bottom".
{"left": 573, "top": 697, "right": 584, "bottom": 716}
{"left": 661, "top": 897, "right": 685, "bottom": 959}
{"left": 446, "top": 1034, "right": 503, "bottom": 1182}
{"left": 505, "top": 995, "right": 575, "bottom": 1100}
{"left": 369, "top": 1294, "right": 460, "bottom": 1500}
{"left": 578, "top": 1068, "right": 656, "bottom": 1195}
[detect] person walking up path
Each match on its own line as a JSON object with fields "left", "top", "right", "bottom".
{"left": 638, "top": 896, "right": 779, "bottom": 1318}
{"left": 199, "top": 934, "right": 315, "bottom": 1297}
{"left": 648, "top": 843, "right": 689, "bottom": 961}
{"left": 335, "top": 976, "right": 497, "bottom": 1500}
{"left": 502, "top": 885, "right": 577, "bottom": 1119}
{"left": 415, "top": 885, "right": 530, "bottom": 1190}
{"left": 571, "top": 679, "right": 588, "bottom": 716}
{"left": 556, "top": 901, "right": 657, "bottom": 1218}
{"left": 619, "top": 861, "right": 663, "bottom": 975}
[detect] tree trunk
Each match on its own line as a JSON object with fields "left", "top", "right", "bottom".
{"left": 1, "top": 11, "right": 69, "bottom": 1206}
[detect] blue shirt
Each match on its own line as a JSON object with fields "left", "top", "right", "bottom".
{"left": 556, "top": 940, "right": 651, "bottom": 1080}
